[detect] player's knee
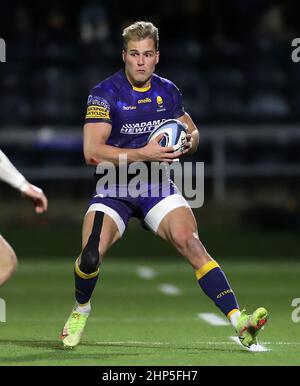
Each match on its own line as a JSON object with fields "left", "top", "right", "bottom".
{"left": 79, "top": 244, "right": 100, "bottom": 274}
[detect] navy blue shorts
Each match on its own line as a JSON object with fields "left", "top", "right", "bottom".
{"left": 87, "top": 179, "right": 189, "bottom": 235}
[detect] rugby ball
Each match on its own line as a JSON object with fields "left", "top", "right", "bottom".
{"left": 147, "top": 119, "right": 187, "bottom": 152}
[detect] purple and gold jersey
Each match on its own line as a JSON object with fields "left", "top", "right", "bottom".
{"left": 85, "top": 70, "right": 185, "bottom": 148}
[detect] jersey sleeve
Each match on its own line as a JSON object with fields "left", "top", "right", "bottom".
{"left": 171, "top": 84, "right": 185, "bottom": 119}
{"left": 85, "top": 85, "right": 115, "bottom": 124}
{"left": 0, "top": 149, "right": 29, "bottom": 191}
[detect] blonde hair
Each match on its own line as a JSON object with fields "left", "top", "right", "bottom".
{"left": 122, "top": 21, "right": 159, "bottom": 51}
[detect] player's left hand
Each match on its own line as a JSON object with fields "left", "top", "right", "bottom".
{"left": 22, "top": 184, "right": 48, "bottom": 213}
{"left": 184, "top": 133, "right": 193, "bottom": 151}
{"left": 172, "top": 133, "right": 193, "bottom": 158}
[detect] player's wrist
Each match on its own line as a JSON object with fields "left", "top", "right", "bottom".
{"left": 18, "top": 180, "right": 31, "bottom": 193}
{"left": 133, "top": 147, "right": 148, "bottom": 162}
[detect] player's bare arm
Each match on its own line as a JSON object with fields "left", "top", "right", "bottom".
{"left": 84, "top": 122, "right": 181, "bottom": 165}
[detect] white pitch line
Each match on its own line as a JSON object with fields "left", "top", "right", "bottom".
{"left": 230, "top": 336, "right": 270, "bottom": 352}
{"left": 136, "top": 266, "right": 156, "bottom": 280}
{"left": 96, "top": 341, "right": 171, "bottom": 346}
{"left": 95, "top": 340, "right": 234, "bottom": 347}
{"left": 197, "top": 313, "right": 230, "bottom": 326}
{"left": 266, "top": 342, "right": 300, "bottom": 345}
{"left": 159, "top": 283, "right": 182, "bottom": 296}
{"left": 95, "top": 340, "right": 272, "bottom": 348}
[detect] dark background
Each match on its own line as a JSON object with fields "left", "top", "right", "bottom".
{"left": 0, "top": 0, "right": 299, "bottom": 259}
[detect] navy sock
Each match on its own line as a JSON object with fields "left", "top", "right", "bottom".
{"left": 74, "top": 259, "right": 99, "bottom": 305}
{"left": 195, "top": 260, "right": 239, "bottom": 317}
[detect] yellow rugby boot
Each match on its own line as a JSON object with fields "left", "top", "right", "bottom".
{"left": 236, "top": 307, "right": 268, "bottom": 348}
{"left": 60, "top": 309, "right": 89, "bottom": 348}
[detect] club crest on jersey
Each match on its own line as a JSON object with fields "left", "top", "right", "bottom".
{"left": 156, "top": 95, "right": 166, "bottom": 112}
{"left": 156, "top": 96, "right": 163, "bottom": 105}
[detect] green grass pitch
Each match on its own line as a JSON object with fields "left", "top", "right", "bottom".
{"left": 0, "top": 256, "right": 299, "bottom": 366}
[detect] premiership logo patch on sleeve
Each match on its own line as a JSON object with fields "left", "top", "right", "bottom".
{"left": 86, "top": 95, "right": 111, "bottom": 120}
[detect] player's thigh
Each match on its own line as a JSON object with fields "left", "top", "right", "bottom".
{"left": 156, "top": 206, "right": 198, "bottom": 242}
{"left": 82, "top": 211, "right": 121, "bottom": 258}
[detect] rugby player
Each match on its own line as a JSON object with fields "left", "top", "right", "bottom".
{"left": 0, "top": 149, "right": 48, "bottom": 286}
{"left": 61, "top": 21, "right": 268, "bottom": 348}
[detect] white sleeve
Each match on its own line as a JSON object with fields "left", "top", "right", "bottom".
{"left": 0, "top": 150, "right": 30, "bottom": 192}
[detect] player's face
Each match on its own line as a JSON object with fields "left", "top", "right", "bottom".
{"left": 122, "top": 38, "right": 159, "bottom": 88}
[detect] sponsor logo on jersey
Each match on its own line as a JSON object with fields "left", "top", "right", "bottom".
{"left": 138, "top": 97, "right": 152, "bottom": 104}
{"left": 121, "top": 119, "right": 165, "bottom": 134}
{"left": 86, "top": 106, "right": 110, "bottom": 119}
{"left": 123, "top": 105, "right": 137, "bottom": 110}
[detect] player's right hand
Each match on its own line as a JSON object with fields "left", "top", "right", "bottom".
{"left": 140, "top": 133, "right": 182, "bottom": 163}
{"left": 22, "top": 184, "right": 48, "bottom": 213}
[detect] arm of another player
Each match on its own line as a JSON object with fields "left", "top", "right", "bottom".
{"left": 84, "top": 122, "right": 179, "bottom": 165}
{"left": 177, "top": 112, "right": 199, "bottom": 155}
{"left": 0, "top": 150, "right": 48, "bottom": 213}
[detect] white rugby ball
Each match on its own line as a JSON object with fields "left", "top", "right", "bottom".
{"left": 147, "top": 119, "right": 187, "bottom": 152}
